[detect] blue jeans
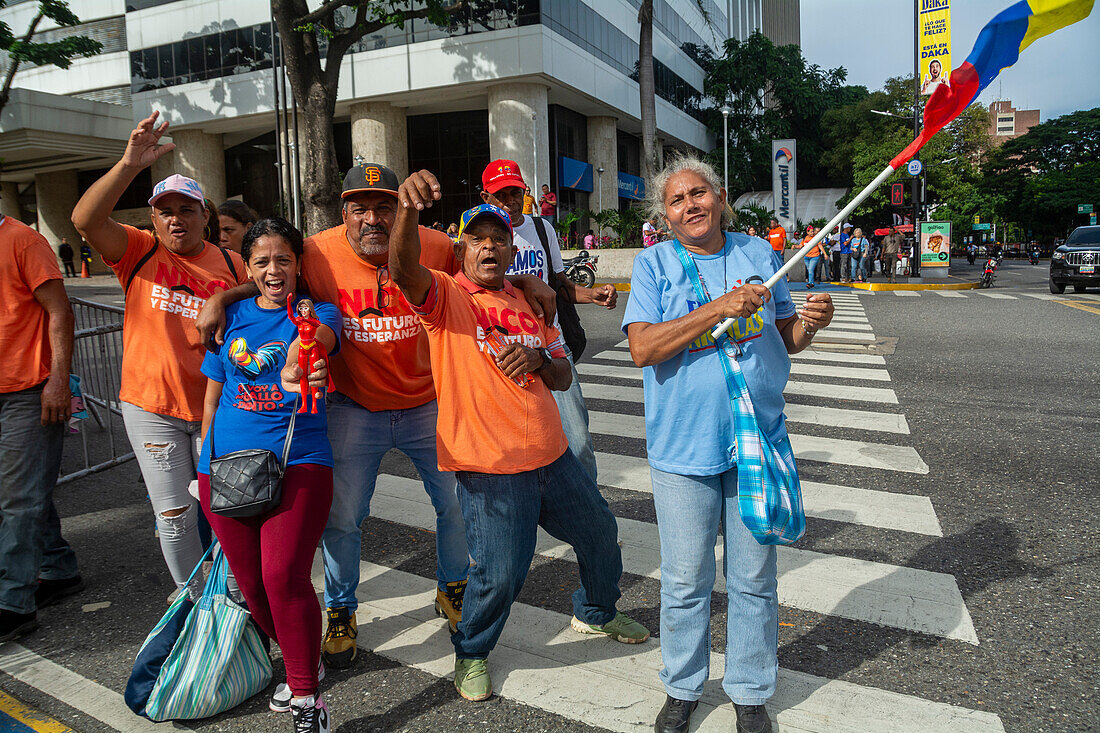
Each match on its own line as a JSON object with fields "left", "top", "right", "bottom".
{"left": 322, "top": 396, "right": 468, "bottom": 610}
{"left": 553, "top": 346, "right": 596, "bottom": 482}
{"left": 805, "top": 256, "right": 820, "bottom": 287}
{"left": 0, "top": 384, "right": 79, "bottom": 614}
{"left": 650, "top": 465, "right": 778, "bottom": 706}
{"left": 452, "top": 449, "right": 622, "bottom": 659}
{"left": 772, "top": 250, "right": 784, "bottom": 273}
{"left": 850, "top": 254, "right": 863, "bottom": 280}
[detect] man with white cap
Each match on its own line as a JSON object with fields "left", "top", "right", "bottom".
{"left": 72, "top": 111, "right": 246, "bottom": 595}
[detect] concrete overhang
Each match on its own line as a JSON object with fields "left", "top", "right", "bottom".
{"left": 0, "top": 88, "right": 132, "bottom": 181}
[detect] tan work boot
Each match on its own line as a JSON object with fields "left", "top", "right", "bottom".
{"left": 321, "top": 606, "right": 357, "bottom": 669}
{"left": 434, "top": 580, "right": 466, "bottom": 632}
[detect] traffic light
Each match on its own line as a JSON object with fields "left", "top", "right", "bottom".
{"left": 891, "top": 183, "right": 904, "bottom": 206}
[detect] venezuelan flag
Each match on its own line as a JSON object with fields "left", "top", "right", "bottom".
{"left": 891, "top": 0, "right": 1094, "bottom": 169}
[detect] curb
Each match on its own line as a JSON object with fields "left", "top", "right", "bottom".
{"left": 842, "top": 281, "right": 980, "bottom": 291}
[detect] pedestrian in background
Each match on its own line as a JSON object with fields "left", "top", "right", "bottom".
{"left": 0, "top": 213, "right": 83, "bottom": 644}
{"left": 766, "top": 218, "right": 786, "bottom": 271}
{"left": 199, "top": 218, "right": 340, "bottom": 732}
{"left": 217, "top": 200, "right": 257, "bottom": 254}
{"left": 79, "top": 242, "right": 93, "bottom": 272}
{"left": 828, "top": 228, "right": 842, "bottom": 281}
{"left": 849, "top": 228, "right": 869, "bottom": 283}
{"left": 522, "top": 187, "right": 535, "bottom": 216}
{"left": 625, "top": 155, "right": 834, "bottom": 733}
{"left": 838, "top": 224, "right": 853, "bottom": 282}
{"left": 881, "top": 226, "right": 903, "bottom": 283}
{"left": 446, "top": 222, "right": 459, "bottom": 238}
{"left": 71, "top": 111, "right": 247, "bottom": 596}
{"left": 799, "top": 225, "right": 823, "bottom": 289}
{"left": 539, "top": 183, "right": 557, "bottom": 221}
{"left": 58, "top": 237, "right": 77, "bottom": 277}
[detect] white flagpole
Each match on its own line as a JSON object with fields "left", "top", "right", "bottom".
{"left": 712, "top": 163, "right": 898, "bottom": 340}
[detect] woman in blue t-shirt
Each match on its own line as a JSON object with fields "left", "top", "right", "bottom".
{"left": 197, "top": 218, "right": 341, "bottom": 733}
{"left": 622, "top": 156, "right": 835, "bottom": 733}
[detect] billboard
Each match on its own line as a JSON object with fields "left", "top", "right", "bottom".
{"left": 919, "top": 0, "right": 952, "bottom": 96}
{"left": 771, "top": 139, "right": 797, "bottom": 236}
{"left": 919, "top": 221, "right": 951, "bottom": 268}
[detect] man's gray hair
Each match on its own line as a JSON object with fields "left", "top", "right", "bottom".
{"left": 645, "top": 153, "right": 733, "bottom": 229}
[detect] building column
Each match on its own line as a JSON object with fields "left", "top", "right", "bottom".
{"left": 488, "top": 82, "right": 549, "bottom": 194}
{"left": 1, "top": 181, "right": 22, "bottom": 220}
{"left": 586, "top": 116, "right": 618, "bottom": 230}
{"left": 169, "top": 129, "right": 226, "bottom": 204}
{"left": 35, "top": 170, "right": 89, "bottom": 270}
{"left": 350, "top": 101, "right": 408, "bottom": 179}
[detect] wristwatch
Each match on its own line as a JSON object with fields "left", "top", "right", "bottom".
{"left": 538, "top": 347, "right": 553, "bottom": 369}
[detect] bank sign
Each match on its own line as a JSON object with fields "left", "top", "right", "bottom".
{"left": 771, "top": 139, "right": 797, "bottom": 235}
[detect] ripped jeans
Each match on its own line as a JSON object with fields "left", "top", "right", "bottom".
{"left": 121, "top": 402, "right": 205, "bottom": 591}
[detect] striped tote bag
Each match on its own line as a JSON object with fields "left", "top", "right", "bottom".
{"left": 125, "top": 544, "right": 272, "bottom": 721}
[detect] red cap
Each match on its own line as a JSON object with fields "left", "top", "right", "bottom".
{"left": 481, "top": 159, "right": 527, "bottom": 195}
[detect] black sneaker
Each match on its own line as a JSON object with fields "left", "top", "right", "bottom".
{"left": 734, "top": 703, "right": 773, "bottom": 733}
{"left": 654, "top": 695, "right": 697, "bottom": 733}
{"left": 290, "top": 695, "right": 330, "bottom": 733}
{"left": 35, "top": 575, "right": 85, "bottom": 609}
{"left": 0, "top": 609, "right": 38, "bottom": 643}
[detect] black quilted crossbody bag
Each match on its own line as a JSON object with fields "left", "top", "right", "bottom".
{"left": 208, "top": 398, "right": 297, "bottom": 518}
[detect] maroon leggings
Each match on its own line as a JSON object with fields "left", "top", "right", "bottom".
{"left": 199, "top": 464, "right": 333, "bottom": 697}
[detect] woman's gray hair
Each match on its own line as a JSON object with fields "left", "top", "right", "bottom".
{"left": 646, "top": 153, "right": 734, "bottom": 229}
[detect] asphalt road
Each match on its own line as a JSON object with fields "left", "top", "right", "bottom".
{"left": 2, "top": 259, "right": 1097, "bottom": 732}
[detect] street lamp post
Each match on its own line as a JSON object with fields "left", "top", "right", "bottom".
{"left": 596, "top": 167, "right": 604, "bottom": 211}
{"left": 720, "top": 105, "right": 732, "bottom": 193}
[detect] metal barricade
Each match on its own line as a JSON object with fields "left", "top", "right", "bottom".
{"left": 59, "top": 297, "right": 134, "bottom": 484}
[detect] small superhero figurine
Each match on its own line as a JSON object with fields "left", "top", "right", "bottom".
{"left": 287, "top": 297, "right": 333, "bottom": 414}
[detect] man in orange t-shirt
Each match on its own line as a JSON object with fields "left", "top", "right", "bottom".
{"left": 389, "top": 171, "right": 648, "bottom": 703}
{"left": 767, "top": 218, "right": 787, "bottom": 271}
{"left": 0, "top": 215, "right": 82, "bottom": 642}
{"left": 72, "top": 111, "right": 247, "bottom": 595}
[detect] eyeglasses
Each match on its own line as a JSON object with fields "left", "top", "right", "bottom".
{"left": 358, "top": 265, "right": 390, "bottom": 318}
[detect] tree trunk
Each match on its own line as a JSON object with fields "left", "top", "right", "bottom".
{"left": 638, "top": 0, "right": 659, "bottom": 182}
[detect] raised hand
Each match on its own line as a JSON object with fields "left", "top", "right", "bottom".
{"left": 398, "top": 170, "right": 442, "bottom": 211}
{"left": 121, "top": 110, "right": 175, "bottom": 171}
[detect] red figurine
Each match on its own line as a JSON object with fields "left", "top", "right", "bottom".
{"left": 287, "top": 297, "right": 332, "bottom": 414}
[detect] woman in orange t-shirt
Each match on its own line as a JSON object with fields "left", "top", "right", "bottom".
{"left": 72, "top": 111, "right": 246, "bottom": 595}
{"left": 798, "top": 225, "right": 824, "bottom": 289}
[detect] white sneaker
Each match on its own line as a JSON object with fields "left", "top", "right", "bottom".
{"left": 269, "top": 661, "right": 326, "bottom": 713}
{"left": 290, "top": 695, "right": 330, "bottom": 733}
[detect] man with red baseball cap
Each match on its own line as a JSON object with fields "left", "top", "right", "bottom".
{"left": 480, "top": 159, "right": 615, "bottom": 482}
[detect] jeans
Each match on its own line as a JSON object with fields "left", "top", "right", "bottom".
{"left": 849, "top": 254, "right": 863, "bottom": 280}
{"left": 323, "top": 396, "right": 468, "bottom": 610}
{"left": 650, "top": 465, "right": 778, "bottom": 706}
{"left": 452, "top": 449, "right": 622, "bottom": 659}
{"left": 121, "top": 402, "right": 206, "bottom": 591}
{"left": 804, "top": 256, "right": 820, "bottom": 287}
{"left": 553, "top": 346, "right": 596, "bottom": 482}
{"left": 772, "top": 250, "right": 784, "bottom": 273}
{"left": 0, "top": 384, "right": 79, "bottom": 614}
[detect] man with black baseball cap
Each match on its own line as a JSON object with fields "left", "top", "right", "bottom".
{"left": 197, "top": 162, "right": 556, "bottom": 673}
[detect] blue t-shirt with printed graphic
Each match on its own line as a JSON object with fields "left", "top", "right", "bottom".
{"left": 621, "top": 232, "right": 796, "bottom": 476}
{"left": 198, "top": 296, "right": 342, "bottom": 474}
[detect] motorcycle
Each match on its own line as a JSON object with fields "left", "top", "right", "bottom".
{"left": 979, "top": 253, "right": 1003, "bottom": 288}
{"left": 1028, "top": 249, "right": 1040, "bottom": 265}
{"left": 563, "top": 250, "right": 598, "bottom": 288}
{"left": 966, "top": 246, "right": 977, "bottom": 265}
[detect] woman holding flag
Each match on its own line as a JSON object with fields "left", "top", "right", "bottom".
{"left": 622, "top": 155, "right": 834, "bottom": 733}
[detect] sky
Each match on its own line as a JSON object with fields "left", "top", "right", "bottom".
{"left": 800, "top": 0, "right": 1100, "bottom": 121}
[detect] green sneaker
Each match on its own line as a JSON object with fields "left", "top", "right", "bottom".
{"left": 571, "top": 611, "right": 650, "bottom": 644}
{"left": 454, "top": 658, "right": 492, "bottom": 701}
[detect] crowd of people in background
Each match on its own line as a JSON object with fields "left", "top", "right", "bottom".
{"left": 746, "top": 220, "right": 916, "bottom": 285}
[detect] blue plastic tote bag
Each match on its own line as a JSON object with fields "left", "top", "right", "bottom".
{"left": 125, "top": 543, "right": 272, "bottom": 721}
{"left": 673, "top": 241, "right": 806, "bottom": 545}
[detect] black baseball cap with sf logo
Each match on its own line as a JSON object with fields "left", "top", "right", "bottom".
{"left": 341, "top": 163, "right": 400, "bottom": 200}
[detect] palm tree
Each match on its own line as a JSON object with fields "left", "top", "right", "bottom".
{"left": 638, "top": 0, "right": 659, "bottom": 182}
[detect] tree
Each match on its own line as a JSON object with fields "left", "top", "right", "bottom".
{"left": 699, "top": 32, "right": 862, "bottom": 193}
{"left": 0, "top": 0, "right": 102, "bottom": 114}
{"left": 273, "top": 0, "right": 497, "bottom": 233}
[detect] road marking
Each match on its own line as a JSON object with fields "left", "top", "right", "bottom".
{"left": 0, "top": 644, "right": 162, "bottom": 733}
{"left": 935, "top": 291, "right": 967, "bottom": 298}
{"left": 0, "top": 690, "right": 74, "bottom": 733}
{"left": 362, "top": 484, "right": 972, "bottom": 643}
{"left": 976, "top": 292, "right": 1016, "bottom": 299}
{"left": 1018, "top": 293, "right": 1060, "bottom": 301}
{"left": 894, "top": 291, "right": 920, "bottom": 297}
{"left": 578, "top": 362, "right": 891, "bottom": 383}
{"left": 581, "top": 378, "right": 899, "bottom": 405}
{"left": 814, "top": 331, "right": 876, "bottom": 343}
{"left": 1054, "top": 299, "right": 1100, "bottom": 315}
{"left": 320, "top": 559, "right": 998, "bottom": 732}
{"left": 791, "top": 350, "right": 886, "bottom": 365}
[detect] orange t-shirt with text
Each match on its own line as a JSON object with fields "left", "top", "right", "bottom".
{"left": 412, "top": 271, "right": 569, "bottom": 474}
{"left": 107, "top": 226, "right": 246, "bottom": 421}
{"left": 0, "top": 217, "right": 63, "bottom": 393}
{"left": 300, "top": 224, "right": 459, "bottom": 411}
{"left": 799, "top": 235, "right": 823, "bottom": 258}
{"left": 767, "top": 226, "right": 787, "bottom": 252}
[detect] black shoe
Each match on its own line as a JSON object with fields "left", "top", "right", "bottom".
{"left": 35, "top": 575, "right": 85, "bottom": 609}
{"left": 0, "top": 609, "right": 38, "bottom": 643}
{"left": 654, "top": 695, "right": 698, "bottom": 733}
{"left": 734, "top": 703, "right": 773, "bottom": 733}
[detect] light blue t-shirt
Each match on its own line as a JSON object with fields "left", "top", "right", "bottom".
{"left": 621, "top": 233, "right": 797, "bottom": 476}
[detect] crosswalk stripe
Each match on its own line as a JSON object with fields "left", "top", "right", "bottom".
{"left": 791, "top": 350, "right": 886, "bottom": 365}
{"left": 976, "top": 292, "right": 1017, "bottom": 299}
{"left": 1019, "top": 293, "right": 1060, "bottom": 300}
{"left": 813, "top": 331, "right": 876, "bottom": 343}
{"left": 582, "top": 378, "right": 900, "bottom": 408}
{"left": 894, "top": 291, "right": 920, "bottom": 297}
{"left": 371, "top": 476, "right": 969, "bottom": 641}
{"left": 580, "top": 360, "right": 890, "bottom": 383}
{"left": 935, "top": 291, "right": 967, "bottom": 298}
{"left": 319, "top": 558, "right": 999, "bottom": 732}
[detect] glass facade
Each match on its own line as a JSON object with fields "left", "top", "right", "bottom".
{"left": 406, "top": 110, "right": 491, "bottom": 229}
{"left": 130, "top": 24, "right": 272, "bottom": 92}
